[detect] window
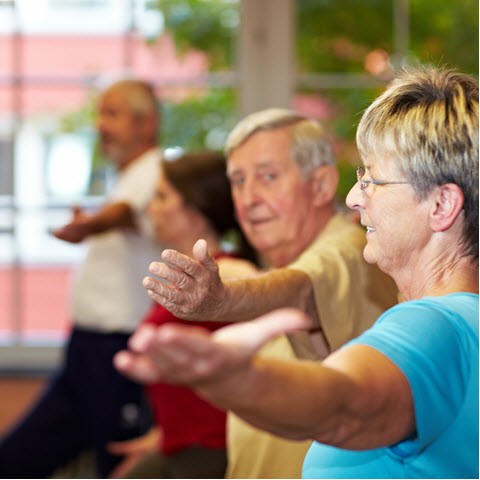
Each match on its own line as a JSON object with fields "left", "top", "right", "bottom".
{"left": 0, "top": 0, "right": 240, "bottom": 368}
{"left": 0, "top": 0, "right": 477, "bottom": 369}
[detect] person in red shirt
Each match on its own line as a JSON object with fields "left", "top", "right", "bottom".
{"left": 109, "top": 150, "right": 258, "bottom": 479}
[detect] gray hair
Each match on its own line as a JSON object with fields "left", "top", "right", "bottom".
{"left": 357, "top": 66, "right": 478, "bottom": 261}
{"left": 225, "top": 108, "right": 334, "bottom": 179}
{"left": 103, "top": 79, "right": 160, "bottom": 120}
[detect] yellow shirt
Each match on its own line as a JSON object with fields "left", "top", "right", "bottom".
{"left": 226, "top": 214, "right": 398, "bottom": 479}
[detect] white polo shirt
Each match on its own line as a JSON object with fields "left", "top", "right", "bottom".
{"left": 71, "top": 148, "right": 163, "bottom": 333}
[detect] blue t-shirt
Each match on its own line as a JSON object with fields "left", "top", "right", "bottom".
{"left": 302, "top": 293, "right": 479, "bottom": 479}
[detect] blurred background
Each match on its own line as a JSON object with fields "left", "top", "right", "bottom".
{"left": 0, "top": 0, "right": 478, "bottom": 371}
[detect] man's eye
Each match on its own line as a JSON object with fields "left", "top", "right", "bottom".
{"left": 263, "top": 172, "right": 277, "bottom": 182}
{"left": 230, "top": 176, "right": 244, "bottom": 187}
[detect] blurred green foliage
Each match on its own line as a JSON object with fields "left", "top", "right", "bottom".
{"left": 296, "top": 0, "right": 478, "bottom": 75}
{"left": 160, "top": 89, "right": 237, "bottom": 151}
{"left": 150, "top": 0, "right": 238, "bottom": 69}
{"left": 155, "top": 0, "right": 478, "bottom": 167}
{"left": 297, "top": 0, "right": 394, "bottom": 73}
{"left": 409, "top": 0, "right": 478, "bottom": 75}
{"left": 62, "top": 0, "right": 478, "bottom": 198}
{"left": 294, "top": 0, "right": 478, "bottom": 196}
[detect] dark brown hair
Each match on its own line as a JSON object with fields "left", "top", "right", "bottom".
{"left": 163, "top": 150, "right": 257, "bottom": 263}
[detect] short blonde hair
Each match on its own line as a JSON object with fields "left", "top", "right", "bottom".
{"left": 225, "top": 108, "right": 334, "bottom": 179}
{"left": 357, "top": 66, "right": 479, "bottom": 260}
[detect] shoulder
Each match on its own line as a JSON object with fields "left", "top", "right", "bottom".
{"left": 349, "top": 294, "right": 479, "bottom": 458}
{"left": 374, "top": 294, "right": 478, "bottom": 338}
{"left": 289, "top": 215, "right": 366, "bottom": 278}
{"left": 125, "top": 149, "right": 161, "bottom": 177}
{"left": 300, "top": 214, "right": 365, "bottom": 257}
{"left": 356, "top": 295, "right": 478, "bottom": 347}
{"left": 349, "top": 294, "right": 478, "bottom": 387}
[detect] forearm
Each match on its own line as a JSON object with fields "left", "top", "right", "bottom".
{"left": 145, "top": 244, "right": 319, "bottom": 326}
{"left": 220, "top": 268, "right": 319, "bottom": 325}
{"left": 198, "top": 351, "right": 413, "bottom": 449}
{"left": 198, "top": 356, "right": 353, "bottom": 442}
{"left": 88, "top": 201, "right": 135, "bottom": 233}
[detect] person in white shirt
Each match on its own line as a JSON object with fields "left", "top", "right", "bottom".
{"left": 0, "top": 79, "right": 162, "bottom": 479}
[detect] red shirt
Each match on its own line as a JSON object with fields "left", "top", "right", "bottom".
{"left": 143, "top": 293, "right": 230, "bottom": 454}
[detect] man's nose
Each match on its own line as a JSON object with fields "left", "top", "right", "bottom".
{"left": 238, "top": 179, "right": 260, "bottom": 207}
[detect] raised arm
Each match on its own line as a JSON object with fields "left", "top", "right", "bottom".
{"left": 143, "top": 239, "right": 318, "bottom": 325}
{"left": 114, "top": 308, "right": 415, "bottom": 450}
{"left": 53, "top": 202, "right": 135, "bottom": 243}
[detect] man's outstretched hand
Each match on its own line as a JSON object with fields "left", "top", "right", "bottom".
{"left": 52, "top": 206, "right": 92, "bottom": 243}
{"left": 143, "top": 239, "right": 228, "bottom": 320}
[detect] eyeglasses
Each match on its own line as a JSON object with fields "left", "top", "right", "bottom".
{"left": 356, "top": 166, "right": 409, "bottom": 191}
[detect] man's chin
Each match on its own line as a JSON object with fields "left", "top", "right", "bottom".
{"left": 101, "top": 145, "right": 122, "bottom": 162}
{"left": 249, "top": 237, "right": 279, "bottom": 254}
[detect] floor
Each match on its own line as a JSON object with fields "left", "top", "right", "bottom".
{"left": 0, "top": 375, "right": 47, "bottom": 436}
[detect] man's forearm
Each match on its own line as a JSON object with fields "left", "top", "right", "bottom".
{"left": 89, "top": 201, "right": 135, "bottom": 233}
{"left": 220, "top": 268, "right": 318, "bottom": 327}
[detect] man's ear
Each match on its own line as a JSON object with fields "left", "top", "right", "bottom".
{"left": 430, "top": 183, "right": 465, "bottom": 232}
{"left": 136, "top": 113, "right": 156, "bottom": 139}
{"left": 311, "top": 165, "right": 339, "bottom": 207}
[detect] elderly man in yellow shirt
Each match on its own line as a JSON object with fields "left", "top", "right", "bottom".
{"left": 137, "top": 108, "right": 398, "bottom": 479}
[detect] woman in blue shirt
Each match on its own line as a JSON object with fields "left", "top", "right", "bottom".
{"left": 114, "top": 66, "right": 479, "bottom": 479}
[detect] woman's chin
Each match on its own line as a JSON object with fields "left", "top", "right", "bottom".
{"left": 363, "top": 246, "right": 378, "bottom": 265}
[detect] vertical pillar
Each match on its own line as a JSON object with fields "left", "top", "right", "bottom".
{"left": 238, "top": 0, "right": 294, "bottom": 116}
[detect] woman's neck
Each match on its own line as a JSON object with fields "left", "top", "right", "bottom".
{"left": 396, "top": 255, "right": 478, "bottom": 301}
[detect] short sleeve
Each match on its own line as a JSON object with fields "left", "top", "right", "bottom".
{"left": 111, "top": 150, "right": 161, "bottom": 212}
{"left": 349, "top": 300, "right": 475, "bottom": 455}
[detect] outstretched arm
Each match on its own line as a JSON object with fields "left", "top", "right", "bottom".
{"left": 114, "top": 308, "right": 414, "bottom": 449}
{"left": 143, "top": 239, "right": 318, "bottom": 325}
{"left": 53, "top": 202, "right": 135, "bottom": 243}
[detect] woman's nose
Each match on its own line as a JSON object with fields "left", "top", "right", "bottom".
{"left": 345, "top": 180, "right": 363, "bottom": 212}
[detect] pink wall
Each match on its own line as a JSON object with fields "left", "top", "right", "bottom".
{"left": 0, "top": 33, "right": 210, "bottom": 115}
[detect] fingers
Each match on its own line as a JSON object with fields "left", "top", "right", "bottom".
{"left": 127, "top": 323, "right": 157, "bottom": 352}
{"left": 148, "top": 261, "right": 190, "bottom": 289}
{"left": 118, "top": 323, "right": 233, "bottom": 385}
{"left": 71, "top": 205, "right": 83, "bottom": 216}
{"left": 113, "top": 350, "right": 162, "bottom": 384}
{"left": 193, "top": 238, "right": 208, "bottom": 260}
{"left": 107, "top": 440, "right": 134, "bottom": 454}
{"left": 107, "top": 429, "right": 157, "bottom": 454}
{"left": 142, "top": 276, "right": 187, "bottom": 316}
{"left": 193, "top": 239, "right": 220, "bottom": 271}
{"left": 138, "top": 323, "right": 216, "bottom": 369}
{"left": 52, "top": 226, "right": 82, "bottom": 243}
{"left": 149, "top": 239, "right": 218, "bottom": 286}
{"left": 51, "top": 228, "right": 63, "bottom": 240}
{"left": 115, "top": 310, "right": 312, "bottom": 392}
{"left": 144, "top": 242, "right": 223, "bottom": 320}
{"left": 214, "top": 308, "right": 310, "bottom": 353}
{"left": 159, "top": 249, "right": 201, "bottom": 279}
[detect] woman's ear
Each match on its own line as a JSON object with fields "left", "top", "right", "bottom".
{"left": 311, "top": 165, "right": 339, "bottom": 207}
{"left": 430, "top": 183, "right": 465, "bottom": 232}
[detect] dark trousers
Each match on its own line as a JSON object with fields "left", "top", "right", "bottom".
{"left": 0, "top": 327, "right": 152, "bottom": 479}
